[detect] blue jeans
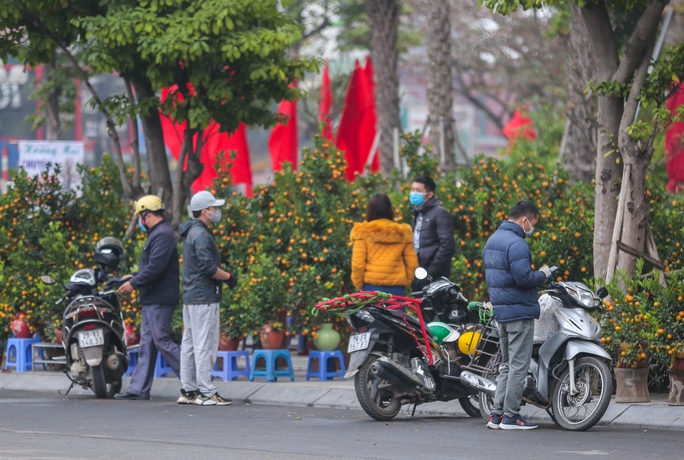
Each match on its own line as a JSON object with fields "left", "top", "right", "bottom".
{"left": 362, "top": 284, "right": 406, "bottom": 297}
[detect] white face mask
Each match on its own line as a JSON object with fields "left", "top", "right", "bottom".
{"left": 208, "top": 209, "right": 222, "bottom": 223}
{"left": 523, "top": 217, "right": 534, "bottom": 238}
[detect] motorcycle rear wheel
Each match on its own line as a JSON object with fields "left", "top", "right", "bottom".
{"left": 355, "top": 355, "right": 402, "bottom": 421}
{"left": 550, "top": 356, "right": 612, "bottom": 431}
{"left": 91, "top": 365, "right": 122, "bottom": 399}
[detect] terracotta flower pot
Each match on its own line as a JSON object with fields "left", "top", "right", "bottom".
{"left": 53, "top": 327, "right": 63, "bottom": 346}
{"left": 260, "top": 323, "right": 285, "bottom": 350}
{"left": 219, "top": 333, "right": 241, "bottom": 351}
{"left": 125, "top": 322, "right": 140, "bottom": 346}
{"left": 614, "top": 366, "right": 650, "bottom": 403}
{"left": 10, "top": 316, "right": 31, "bottom": 339}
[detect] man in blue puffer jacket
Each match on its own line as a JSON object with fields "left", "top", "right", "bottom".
{"left": 482, "top": 200, "right": 552, "bottom": 430}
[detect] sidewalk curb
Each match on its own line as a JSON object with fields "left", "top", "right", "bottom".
{"left": 2, "top": 372, "right": 683, "bottom": 431}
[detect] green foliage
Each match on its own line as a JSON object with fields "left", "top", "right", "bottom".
{"left": 0, "top": 156, "right": 143, "bottom": 341}
{"left": 598, "top": 260, "right": 684, "bottom": 376}
{"left": 77, "top": 0, "right": 319, "bottom": 133}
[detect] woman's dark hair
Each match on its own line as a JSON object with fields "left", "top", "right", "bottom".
{"left": 366, "top": 193, "right": 395, "bottom": 222}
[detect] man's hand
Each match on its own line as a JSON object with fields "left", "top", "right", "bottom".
{"left": 539, "top": 266, "right": 552, "bottom": 278}
{"left": 226, "top": 272, "right": 238, "bottom": 290}
{"left": 118, "top": 281, "right": 135, "bottom": 295}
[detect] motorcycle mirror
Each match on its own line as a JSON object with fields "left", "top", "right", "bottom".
{"left": 39, "top": 275, "right": 57, "bottom": 285}
{"left": 596, "top": 287, "right": 609, "bottom": 299}
{"left": 415, "top": 267, "right": 428, "bottom": 280}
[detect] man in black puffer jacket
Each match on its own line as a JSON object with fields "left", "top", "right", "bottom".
{"left": 115, "top": 195, "right": 181, "bottom": 401}
{"left": 410, "top": 176, "right": 455, "bottom": 290}
{"left": 482, "top": 200, "right": 551, "bottom": 430}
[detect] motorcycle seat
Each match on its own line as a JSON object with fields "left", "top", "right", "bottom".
{"left": 388, "top": 308, "right": 422, "bottom": 327}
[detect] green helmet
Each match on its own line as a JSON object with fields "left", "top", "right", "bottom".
{"left": 427, "top": 322, "right": 460, "bottom": 345}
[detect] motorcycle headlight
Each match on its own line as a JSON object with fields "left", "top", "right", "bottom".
{"left": 354, "top": 310, "right": 375, "bottom": 323}
{"left": 566, "top": 287, "right": 594, "bottom": 308}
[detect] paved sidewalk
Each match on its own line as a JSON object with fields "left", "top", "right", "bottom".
{"left": 2, "top": 353, "right": 683, "bottom": 431}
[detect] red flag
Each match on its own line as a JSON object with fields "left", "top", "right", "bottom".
{"left": 268, "top": 89, "right": 298, "bottom": 172}
{"left": 666, "top": 84, "right": 684, "bottom": 192}
{"left": 319, "top": 61, "right": 333, "bottom": 140}
{"left": 363, "top": 56, "right": 380, "bottom": 173}
{"left": 502, "top": 108, "right": 537, "bottom": 141}
{"left": 160, "top": 87, "right": 253, "bottom": 196}
{"left": 336, "top": 58, "right": 378, "bottom": 181}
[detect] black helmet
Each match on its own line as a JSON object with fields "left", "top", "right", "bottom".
{"left": 94, "top": 237, "right": 124, "bottom": 270}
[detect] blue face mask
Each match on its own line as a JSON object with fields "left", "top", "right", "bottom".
{"left": 410, "top": 192, "right": 426, "bottom": 206}
{"left": 138, "top": 218, "right": 147, "bottom": 233}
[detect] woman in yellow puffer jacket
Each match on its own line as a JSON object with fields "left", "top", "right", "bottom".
{"left": 351, "top": 193, "right": 418, "bottom": 296}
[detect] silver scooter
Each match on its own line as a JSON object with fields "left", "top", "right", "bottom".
{"left": 461, "top": 280, "right": 612, "bottom": 431}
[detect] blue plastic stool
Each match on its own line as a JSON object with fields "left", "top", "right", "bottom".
{"left": 306, "top": 350, "right": 346, "bottom": 381}
{"left": 249, "top": 349, "right": 295, "bottom": 382}
{"left": 124, "top": 348, "right": 139, "bottom": 377}
{"left": 5, "top": 337, "right": 41, "bottom": 372}
{"left": 212, "top": 350, "right": 251, "bottom": 381}
{"left": 154, "top": 351, "right": 176, "bottom": 378}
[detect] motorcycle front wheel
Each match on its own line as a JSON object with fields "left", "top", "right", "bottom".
{"left": 458, "top": 395, "right": 482, "bottom": 418}
{"left": 355, "top": 355, "right": 402, "bottom": 421}
{"left": 91, "top": 365, "right": 122, "bottom": 399}
{"left": 551, "top": 356, "right": 612, "bottom": 431}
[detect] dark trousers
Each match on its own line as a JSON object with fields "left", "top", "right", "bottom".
{"left": 127, "top": 304, "right": 181, "bottom": 396}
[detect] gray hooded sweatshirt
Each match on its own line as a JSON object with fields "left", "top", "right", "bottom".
{"left": 180, "top": 219, "right": 221, "bottom": 305}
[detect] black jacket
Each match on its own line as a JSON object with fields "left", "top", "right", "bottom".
{"left": 129, "top": 219, "right": 180, "bottom": 306}
{"left": 179, "top": 219, "right": 222, "bottom": 305}
{"left": 482, "top": 220, "right": 546, "bottom": 323}
{"left": 411, "top": 197, "right": 455, "bottom": 280}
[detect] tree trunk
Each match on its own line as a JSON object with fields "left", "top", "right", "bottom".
{"left": 582, "top": 0, "right": 669, "bottom": 280}
{"left": 132, "top": 78, "right": 174, "bottom": 219}
{"left": 367, "top": 0, "right": 400, "bottom": 177}
{"left": 581, "top": 1, "right": 624, "bottom": 280}
{"left": 563, "top": 4, "right": 596, "bottom": 183}
{"left": 425, "top": 0, "right": 457, "bottom": 171}
{"left": 44, "top": 54, "right": 62, "bottom": 141}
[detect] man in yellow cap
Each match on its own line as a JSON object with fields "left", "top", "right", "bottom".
{"left": 115, "top": 195, "right": 181, "bottom": 401}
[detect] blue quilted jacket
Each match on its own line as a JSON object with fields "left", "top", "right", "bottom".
{"left": 482, "top": 220, "right": 546, "bottom": 323}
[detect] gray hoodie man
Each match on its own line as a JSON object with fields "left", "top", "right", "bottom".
{"left": 177, "top": 191, "right": 236, "bottom": 407}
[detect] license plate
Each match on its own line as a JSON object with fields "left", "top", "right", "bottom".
{"left": 347, "top": 332, "right": 371, "bottom": 353}
{"left": 78, "top": 329, "right": 104, "bottom": 348}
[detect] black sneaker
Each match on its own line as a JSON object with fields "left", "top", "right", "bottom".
{"left": 193, "top": 392, "right": 232, "bottom": 406}
{"left": 487, "top": 413, "right": 502, "bottom": 430}
{"left": 177, "top": 389, "right": 199, "bottom": 405}
{"left": 113, "top": 392, "right": 150, "bottom": 401}
{"left": 500, "top": 414, "right": 538, "bottom": 430}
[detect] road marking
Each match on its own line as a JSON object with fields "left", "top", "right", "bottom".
{"left": 556, "top": 451, "right": 609, "bottom": 456}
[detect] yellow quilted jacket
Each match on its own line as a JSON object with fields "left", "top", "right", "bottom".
{"left": 350, "top": 218, "right": 419, "bottom": 290}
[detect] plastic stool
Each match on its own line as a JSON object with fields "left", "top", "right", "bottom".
{"left": 306, "top": 350, "right": 346, "bottom": 381}
{"left": 154, "top": 351, "right": 176, "bottom": 378}
{"left": 124, "top": 348, "right": 139, "bottom": 377}
{"left": 249, "top": 349, "right": 295, "bottom": 382}
{"left": 212, "top": 350, "right": 251, "bottom": 381}
{"left": 5, "top": 337, "right": 41, "bottom": 372}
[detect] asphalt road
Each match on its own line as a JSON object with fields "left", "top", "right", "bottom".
{"left": 0, "top": 390, "right": 682, "bottom": 460}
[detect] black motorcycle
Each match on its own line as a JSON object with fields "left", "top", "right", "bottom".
{"left": 40, "top": 237, "right": 129, "bottom": 398}
{"left": 315, "top": 268, "right": 496, "bottom": 421}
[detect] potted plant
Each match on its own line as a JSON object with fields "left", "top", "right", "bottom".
{"left": 220, "top": 307, "right": 245, "bottom": 351}
{"left": 227, "top": 254, "right": 289, "bottom": 349}
{"left": 599, "top": 269, "right": 651, "bottom": 403}
{"left": 644, "top": 270, "right": 684, "bottom": 405}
